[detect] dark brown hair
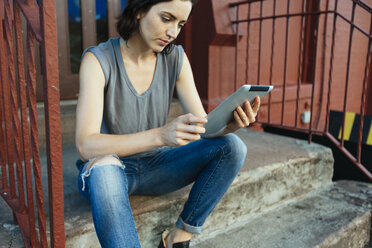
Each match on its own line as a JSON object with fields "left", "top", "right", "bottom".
{"left": 116, "top": 0, "right": 196, "bottom": 53}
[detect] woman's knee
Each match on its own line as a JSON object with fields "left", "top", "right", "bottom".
{"left": 84, "top": 154, "right": 123, "bottom": 172}
{"left": 218, "top": 133, "right": 247, "bottom": 159}
{"left": 79, "top": 154, "right": 125, "bottom": 194}
{"left": 207, "top": 133, "right": 247, "bottom": 175}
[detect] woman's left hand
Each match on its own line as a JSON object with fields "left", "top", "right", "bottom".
{"left": 226, "top": 96, "right": 261, "bottom": 132}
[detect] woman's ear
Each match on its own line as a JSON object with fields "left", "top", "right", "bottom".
{"left": 137, "top": 8, "right": 150, "bottom": 20}
{"left": 137, "top": 11, "right": 145, "bottom": 20}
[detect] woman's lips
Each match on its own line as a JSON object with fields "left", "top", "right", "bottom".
{"left": 159, "top": 39, "right": 169, "bottom": 46}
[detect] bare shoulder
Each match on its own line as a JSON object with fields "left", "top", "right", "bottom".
{"left": 80, "top": 51, "right": 102, "bottom": 75}
{"left": 79, "top": 51, "right": 105, "bottom": 90}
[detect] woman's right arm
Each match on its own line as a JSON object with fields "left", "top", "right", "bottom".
{"left": 75, "top": 52, "right": 206, "bottom": 161}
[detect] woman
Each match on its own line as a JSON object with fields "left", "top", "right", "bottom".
{"left": 75, "top": 0, "right": 260, "bottom": 247}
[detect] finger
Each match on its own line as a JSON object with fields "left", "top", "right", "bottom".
{"left": 233, "top": 110, "right": 245, "bottom": 128}
{"left": 176, "top": 138, "right": 190, "bottom": 146}
{"left": 236, "top": 106, "right": 250, "bottom": 126}
{"left": 180, "top": 113, "right": 208, "bottom": 124}
{"left": 252, "top": 96, "right": 261, "bottom": 115}
{"left": 177, "top": 123, "right": 206, "bottom": 134}
{"left": 177, "top": 131, "right": 201, "bottom": 141}
{"left": 243, "top": 101, "right": 256, "bottom": 123}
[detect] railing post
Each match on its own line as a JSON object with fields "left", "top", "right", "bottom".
{"left": 39, "top": 0, "right": 65, "bottom": 246}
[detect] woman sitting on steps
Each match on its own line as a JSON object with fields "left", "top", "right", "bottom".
{"left": 75, "top": 0, "right": 261, "bottom": 247}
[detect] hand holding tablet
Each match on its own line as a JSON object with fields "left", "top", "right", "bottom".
{"left": 201, "top": 85, "right": 273, "bottom": 138}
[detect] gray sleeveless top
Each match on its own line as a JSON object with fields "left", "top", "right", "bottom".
{"left": 82, "top": 38, "right": 184, "bottom": 135}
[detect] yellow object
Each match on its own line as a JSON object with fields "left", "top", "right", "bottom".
{"left": 338, "top": 112, "right": 356, "bottom": 141}
{"left": 367, "top": 123, "right": 372, "bottom": 146}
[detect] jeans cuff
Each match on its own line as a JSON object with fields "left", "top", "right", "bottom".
{"left": 176, "top": 217, "right": 202, "bottom": 234}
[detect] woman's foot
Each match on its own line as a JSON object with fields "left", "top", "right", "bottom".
{"left": 159, "top": 228, "right": 192, "bottom": 248}
{"left": 167, "top": 228, "right": 193, "bottom": 247}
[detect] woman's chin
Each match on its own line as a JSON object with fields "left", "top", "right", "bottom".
{"left": 153, "top": 46, "right": 165, "bottom": 53}
{"left": 150, "top": 42, "right": 167, "bottom": 53}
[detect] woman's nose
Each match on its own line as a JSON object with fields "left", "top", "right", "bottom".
{"left": 166, "top": 24, "right": 178, "bottom": 39}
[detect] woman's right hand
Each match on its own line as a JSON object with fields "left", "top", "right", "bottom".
{"left": 159, "top": 113, "right": 208, "bottom": 147}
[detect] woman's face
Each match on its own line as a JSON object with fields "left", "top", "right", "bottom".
{"left": 137, "top": 0, "right": 192, "bottom": 52}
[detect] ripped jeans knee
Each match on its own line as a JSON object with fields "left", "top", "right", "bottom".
{"left": 79, "top": 154, "right": 125, "bottom": 193}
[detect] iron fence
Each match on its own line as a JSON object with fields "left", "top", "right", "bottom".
{"left": 0, "top": 0, "right": 64, "bottom": 247}
{"left": 230, "top": 0, "right": 372, "bottom": 180}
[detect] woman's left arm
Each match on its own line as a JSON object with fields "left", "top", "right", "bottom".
{"left": 175, "top": 52, "right": 261, "bottom": 135}
{"left": 175, "top": 53, "right": 207, "bottom": 118}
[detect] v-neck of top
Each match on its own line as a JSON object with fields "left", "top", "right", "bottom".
{"left": 115, "top": 38, "right": 159, "bottom": 97}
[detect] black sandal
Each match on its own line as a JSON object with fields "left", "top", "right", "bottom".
{"left": 158, "top": 230, "right": 190, "bottom": 248}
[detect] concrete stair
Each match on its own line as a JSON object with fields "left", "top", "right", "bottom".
{"left": 0, "top": 100, "right": 371, "bottom": 248}
{"left": 194, "top": 181, "right": 372, "bottom": 248}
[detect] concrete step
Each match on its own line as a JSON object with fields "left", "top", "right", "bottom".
{"left": 0, "top": 130, "right": 367, "bottom": 248}
{"left": 37, "top": 100, "right": 76, "bottom": 147}
{"left": 62, "top": 128, "right": 334, "bottom": 247}
{"left": 193, "top": 180, "right": 372, "bottom": 248}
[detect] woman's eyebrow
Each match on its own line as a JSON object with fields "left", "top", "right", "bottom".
{"left": 161, "top": 11, "right": 187, "bottom": 23}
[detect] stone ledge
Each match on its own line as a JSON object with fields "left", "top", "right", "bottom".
{"left": 193, "top": 180, "right": 372, "bottom": 248}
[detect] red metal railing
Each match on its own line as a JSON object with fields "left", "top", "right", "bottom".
{"left": 230, "top": 0, "right": 372, "bottom": 180}
{"left": 0, "top": 0, "right": 64, "bottom": 247}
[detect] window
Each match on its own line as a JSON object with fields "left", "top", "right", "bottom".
{"left": 96, "top": 0, "right": 108, "bottom": 45}
{"left": 68, "top": 0, "right": 82, "bottom": 74}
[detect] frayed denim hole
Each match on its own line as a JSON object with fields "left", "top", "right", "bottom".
{"left": 112, "top": 154, "right": 120, "bottom": 160}
{"left": 80, "top": 163, "right": 126, "bottom": 191}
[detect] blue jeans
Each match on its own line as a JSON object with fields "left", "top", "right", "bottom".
{"left": 76, "top": 133, "right": 247, "bottom": 248}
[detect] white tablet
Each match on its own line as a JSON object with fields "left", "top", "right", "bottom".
{"left": 201, "top": 85, "right": 274, "bottom": 138}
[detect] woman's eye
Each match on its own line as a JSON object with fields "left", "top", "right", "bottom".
{"left": 161, "top": 16, "right": 170, "bottom": 23}
{"left": 178, "top": 24, "right": 185, "bottom": 29}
